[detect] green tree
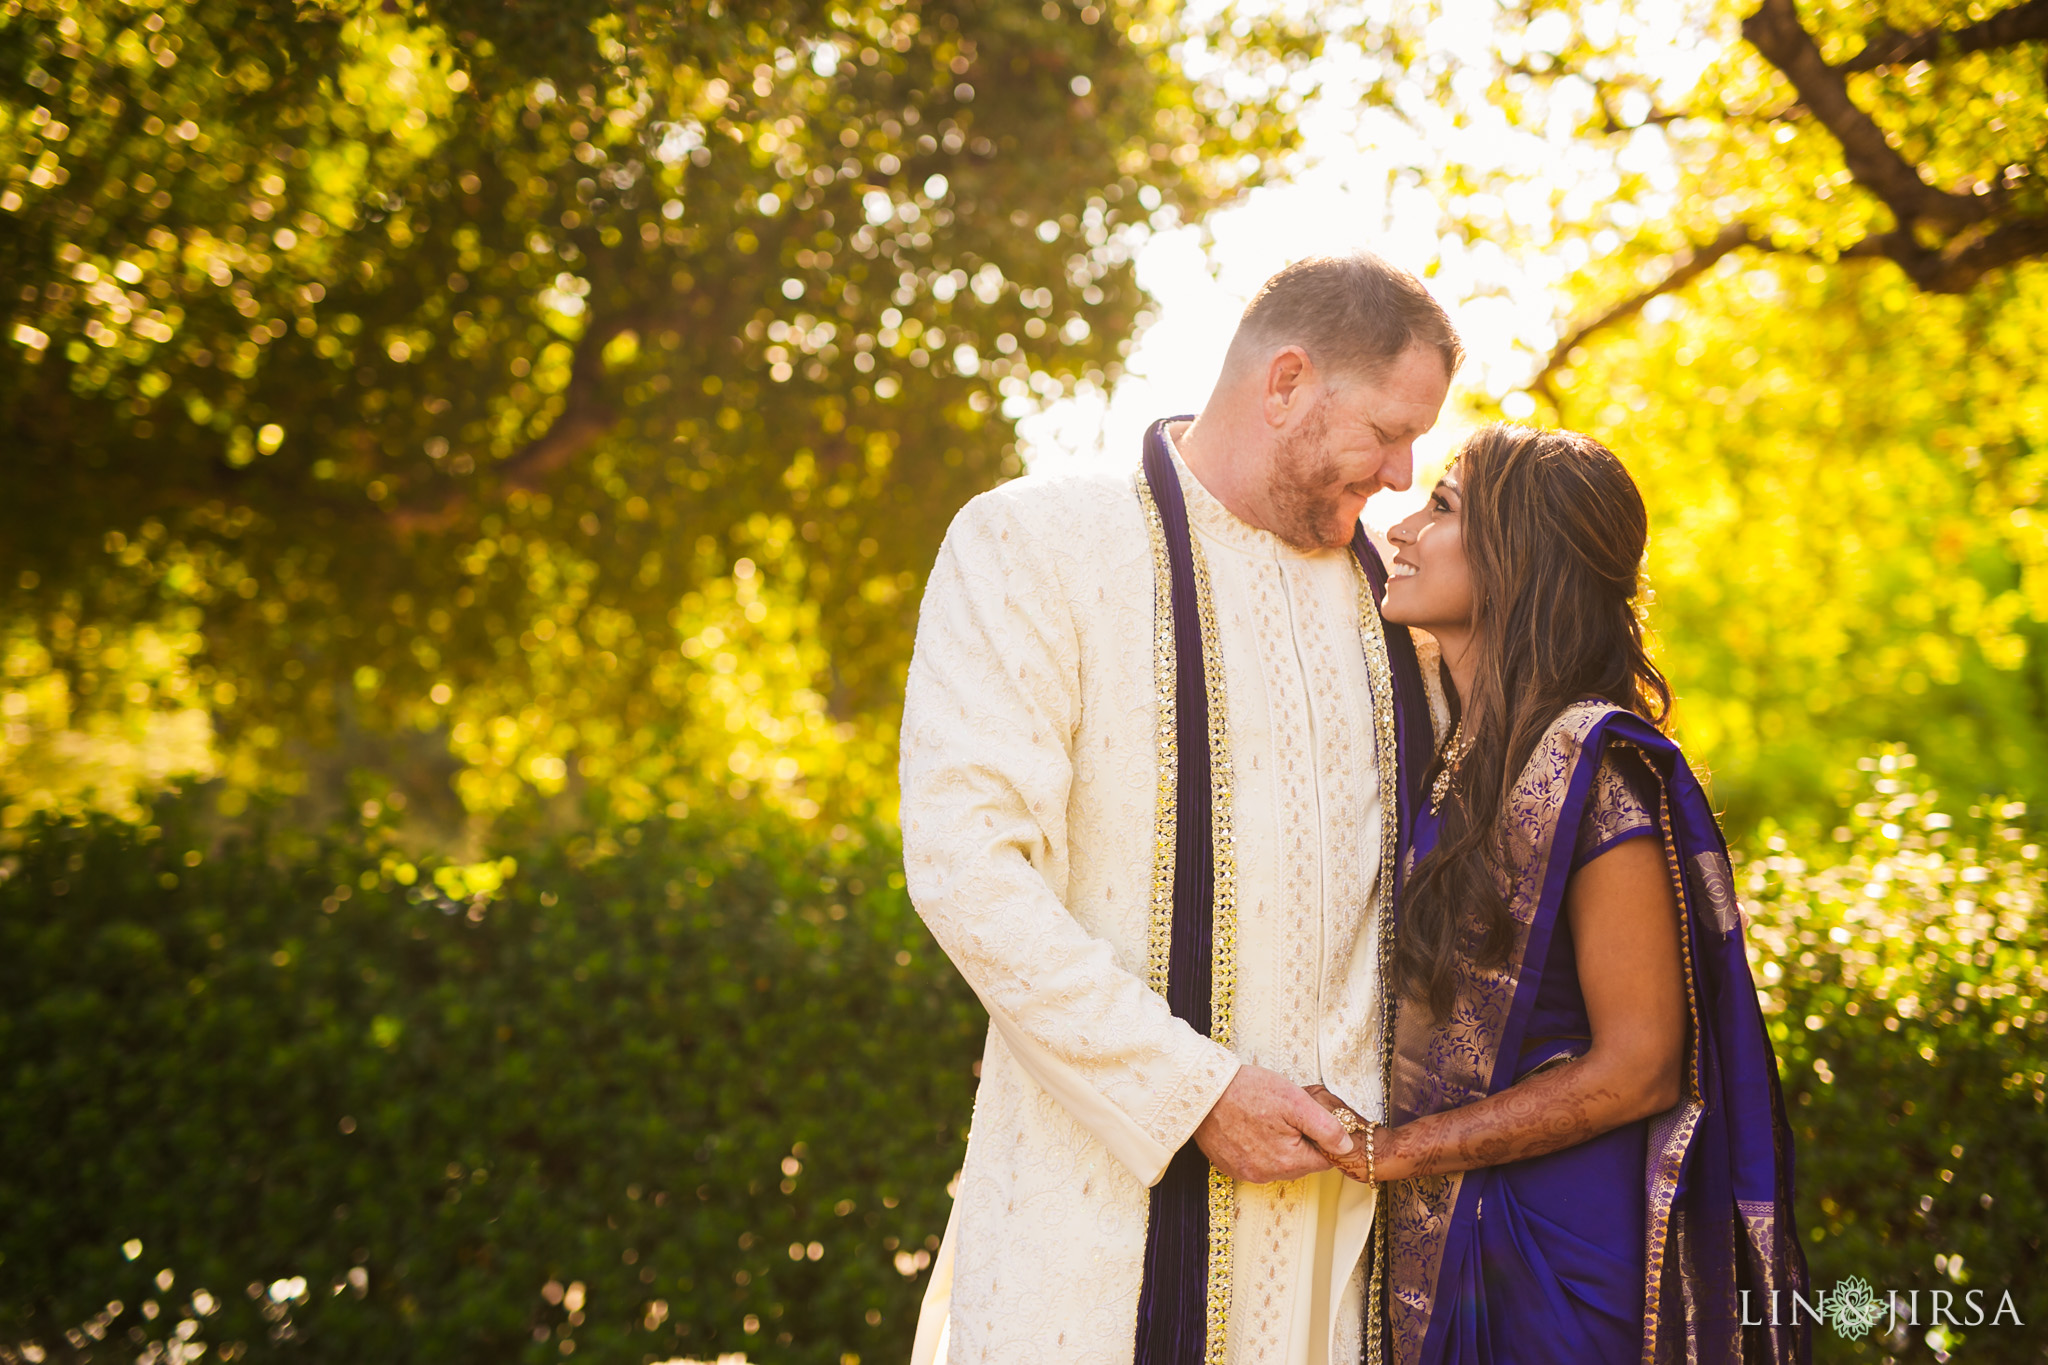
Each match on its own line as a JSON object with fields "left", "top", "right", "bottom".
{"left": 1341, "top": 0, "right": 2048, "bottom": 827}
{"left": 1541, "top": 256, "right": 2048, "bottom": 827}
{"left": 0, "top": 0, "right": 1300, "bottom": 832}
{"left": 1522, "top": 0, "right": 2048, "bottom": 827}
{"left": 1498, "top": 0, "right": 2048, "bottom": 370}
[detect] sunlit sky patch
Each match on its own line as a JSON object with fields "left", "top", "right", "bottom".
{"left": 1017, "top": 0, "right": 1720, "bottom": 533}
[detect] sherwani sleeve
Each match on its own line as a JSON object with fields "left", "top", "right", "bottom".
{"left": 900, "top": 491, "right": 1242, "bottom": 1188}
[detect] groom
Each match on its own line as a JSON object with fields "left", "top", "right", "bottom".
{"left": 899, "top": 253, "right": 1458, "bottom": 1363}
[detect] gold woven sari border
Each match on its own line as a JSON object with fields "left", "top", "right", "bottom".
{"left": 1640, "top": 766, "right": 1709, "bottom": 1365}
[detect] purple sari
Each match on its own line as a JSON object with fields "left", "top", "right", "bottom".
{"left": 1378, "top": 702, "right": 1809, "bottom": 1365}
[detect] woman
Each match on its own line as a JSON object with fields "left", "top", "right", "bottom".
{"left": 1312, "top": 425, "right": 1809, "bottom": 1364}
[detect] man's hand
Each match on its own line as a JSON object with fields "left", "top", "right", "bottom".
{"left": 1193, "top": 1065, "right": 1354, "bottom": 1183}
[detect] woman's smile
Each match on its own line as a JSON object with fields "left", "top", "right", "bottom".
{"left": 1381, "top": 476, "right": 1473, "bottom": 641}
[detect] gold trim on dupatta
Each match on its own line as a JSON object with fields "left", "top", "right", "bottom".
{"left": 1135, "top": 471, "right": 1240, "bottom": 1365}
{"left": 1640, "top": 770, "right": 1707, "bottom": 1365}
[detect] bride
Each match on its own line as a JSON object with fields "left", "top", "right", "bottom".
{"left": 1315, "top": 424, "right": 1811, "bottom": 1364}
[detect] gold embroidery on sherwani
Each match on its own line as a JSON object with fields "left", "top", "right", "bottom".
{"left": 1139, "top": 472, "right": 1179, "bottom": 1000}
{"left": 1135, "top": 470, "right": 1240, "bottom": 1364}
{"left": 1351, "top": 563, "right": 1404, "bottom": 1365}
{"left": 1190, "top": 506, "right": 1240, "bottom": 1365}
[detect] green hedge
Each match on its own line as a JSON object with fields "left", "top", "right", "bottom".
{"left": 0, "top": 809, "right": 982, "bottom": 1364}
{"left": 4, "top": 752, "right": 2044, "bottom": 1364}
{"left": 1746, "top": 754, "right": 2047, "bottom": 1361}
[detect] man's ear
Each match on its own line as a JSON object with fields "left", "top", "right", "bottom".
{"left": 1262, "top": 345, "right": 1314, "bottom": 427}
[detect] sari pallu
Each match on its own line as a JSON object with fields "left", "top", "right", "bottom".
{"left": 1375, "top": 702, "right": 1810, "bottom": 1365}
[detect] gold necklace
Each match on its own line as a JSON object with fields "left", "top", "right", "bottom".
{"left": 1429, "top": 719, "right": 1472, "bottom": 815}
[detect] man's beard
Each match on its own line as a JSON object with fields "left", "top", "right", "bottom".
{"left": 1265, "top": 403, "right": 1348, "bottom": 550}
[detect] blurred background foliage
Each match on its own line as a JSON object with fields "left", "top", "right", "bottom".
{"left": 2, "top": 759, "right": 2037, "bottom": 1363}
{"left": 1, "top": 807, "right": 982, "bottom": 1364}
{"left": 0, "top": 0, "right": 1303, "bottom": 838}
{"left": 1561, "top": 261, "right": 2048, "bottom": 829}
{"left": 1366, "top": 0, "right": 2048, "bottom": 828}
{"left": 4, "top": 0, "right": 2045, "bottom": 838}
{"left": 1745, "top": 753, "right": 2047, "bottom": 1358}
{"left": 6, "top": 0, "right": 2048, "bottom": 1359}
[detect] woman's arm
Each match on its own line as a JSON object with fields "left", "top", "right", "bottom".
{"left": 1313, "top": 834, "right": 1686, "bottom": 1182}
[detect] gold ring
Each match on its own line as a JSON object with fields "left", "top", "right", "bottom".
{"left": 1333, "top": 1108, "right": 1366, "bottom": 1135}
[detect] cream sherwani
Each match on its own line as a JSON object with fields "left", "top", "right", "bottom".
{"left": 899, "top": 439, "right": 1393, "bottom": 1364}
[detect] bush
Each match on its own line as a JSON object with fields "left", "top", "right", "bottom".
{"left": 1746, "top": 752, "right": 2047, "bottom": 1361}
{"left": 7, "top": 750, "right": 2043, "bottom": 1365}
{"left": 0, "top": 808, "right": 982, "bottom": 1365}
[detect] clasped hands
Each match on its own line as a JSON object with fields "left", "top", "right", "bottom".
{"left": 1191, "top": 1064, "right": 1381, "bottom": 1185}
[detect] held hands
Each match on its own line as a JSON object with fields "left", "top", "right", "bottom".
{"left": 1193, "top": 1065, "right": 1355, "bottom": 1184}
{"left": 1303, "top": 1084, "right": 1382, "bottom": 1185}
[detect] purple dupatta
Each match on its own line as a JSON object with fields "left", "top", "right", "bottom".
{"left": 1380, "top": 702, "right": 1810, "bottom": 1365}
{"left": 1131, "top": 424, "right": 1226, "bottom": 1365}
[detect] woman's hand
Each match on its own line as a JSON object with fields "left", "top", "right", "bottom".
{"left": 1302, "top": 1084, "right": 1380, "bottom": 1184}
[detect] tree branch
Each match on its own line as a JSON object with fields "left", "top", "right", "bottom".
{"left": 1856, "top": 217, "right": 2048, "bottom": 293}
{"left": 1839, "top": 0, "right": 2048, "bottom": 71}
{"left": 387, "top": 314, "right": 632, "bottom": 535}
{"left": 1742, "top": 0, "right": 1993, "bottom": 232}
{"left": 1526, "top": 0, "right": 2047, "bottom": 392}
{"left": 1590, "top": 82, "right": 1689, "bottom": 134}
{"left": 1502, "top": 60, "right": 1693, "bottom": 131}
{"left": 496, "top": 316, "right": 632, "bottom": 492}
{"left": 1532, "top": 224, "right": 1757, "bottom": 400}
{"left": 1532, "top": 211, "right": 2048, "bottom": 399}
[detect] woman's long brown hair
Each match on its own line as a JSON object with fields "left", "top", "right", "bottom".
{"left": 1395, "top": 423, "right": 1673, "bottom": 1021}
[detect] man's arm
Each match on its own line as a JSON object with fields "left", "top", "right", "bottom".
{"left": 901, "top": 490, "right": 1347, "bottom": 1186}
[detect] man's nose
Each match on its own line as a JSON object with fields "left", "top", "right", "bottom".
{"left": 1379, "top": 443, "right": 1415, "bottom": 493}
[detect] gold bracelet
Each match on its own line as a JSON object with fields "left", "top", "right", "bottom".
{"left": 1331, "top": 1107, "right": 1384, "bottom": 1185}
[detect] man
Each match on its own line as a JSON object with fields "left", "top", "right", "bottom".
{"left": 900, "top": 254, "right": 1461, "bottom": 1364}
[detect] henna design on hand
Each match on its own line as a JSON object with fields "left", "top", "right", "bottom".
{"left": 1383, "top": 1062, "right": 1629, "bottom": 1181}
{"left": 1308, "top": 1061, "right": 1637, "bottom": 1184}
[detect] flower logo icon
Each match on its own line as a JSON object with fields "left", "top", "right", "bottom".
{"left": 1829, "top": 1276, "right": 1885, "bottom": 1339}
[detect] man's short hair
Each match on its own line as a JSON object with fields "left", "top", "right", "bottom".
{"left": 1229, "top": 252, "right": 1464, "bottom": 383}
